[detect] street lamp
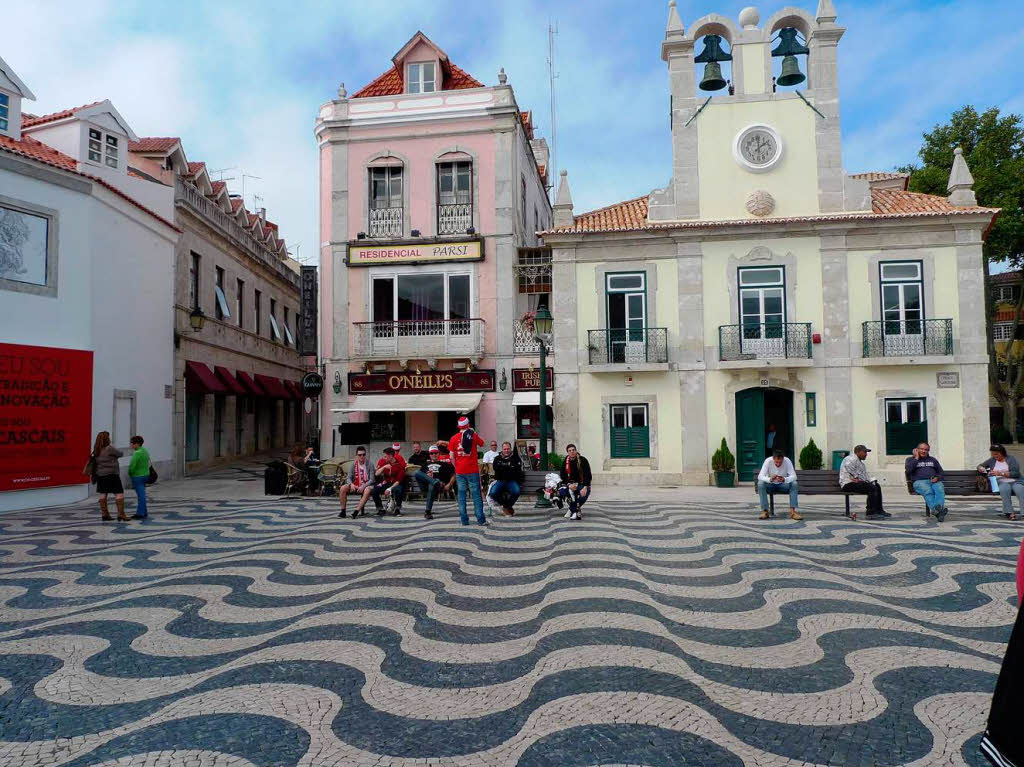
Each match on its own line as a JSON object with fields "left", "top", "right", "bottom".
{"left": 189, "top": 306, "right": 206, "bottom": 332}
{"left": 533, "top": 305, "right": 553, "bottom": 508}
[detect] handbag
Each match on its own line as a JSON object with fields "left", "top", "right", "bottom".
{"left": 147, "top": 465, "right": 158, "bottom": 485}
{"left": 83, "top": 456, "right": 97, "bottom": 484}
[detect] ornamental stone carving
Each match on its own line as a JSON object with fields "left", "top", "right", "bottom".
{"left": 746, "top": 189, "right": 775, "bottom": 217}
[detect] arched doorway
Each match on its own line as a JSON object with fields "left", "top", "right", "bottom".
{"left": 735, "top": 388, "right": 794, "bottom": 481}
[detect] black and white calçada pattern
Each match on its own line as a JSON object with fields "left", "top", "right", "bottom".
{"left": 0, "top": 496, "right": 1019, "bottom": 767}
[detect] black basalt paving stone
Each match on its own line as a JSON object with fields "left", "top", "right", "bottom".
{"left": 517, "top": 724, "right": 746, "bottom": 766}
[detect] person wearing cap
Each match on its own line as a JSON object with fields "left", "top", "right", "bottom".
{"left": 839, "top": 445, "right": 889, "bottom": 520}
{"left": 408, "top": 441, "right": 444, "bottom": 520}
{"left": 448, "top": 416, "right": 487, "bottom": 526}
{"left": 371, "top": 446, "right": 406, "bottom": 516}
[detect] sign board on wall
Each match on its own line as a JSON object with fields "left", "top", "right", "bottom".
{"left": 299, "top": 265, "right": 318, "bottom": 356}
{"left": 347, "top": 239, "right": 483, "bottom": 267}
{"left": 349, "top": 370, "right": 495, "bottom": 394}
{"left": 0, "top": 343, "right": 93, "bottom": 492}
{"left": 936, "top": 372, "right": 960, "bottom": 389}
{"left": 511, "top": 368, "right": 554, "bottom": 391}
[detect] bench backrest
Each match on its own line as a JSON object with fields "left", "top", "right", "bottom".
{"left": 794, "top": 470, "right": 844, "bottom": 494}
{"left": 905, "top": 469, "right": 984, "bottom": 495}
{"left": 521, "top": 470, "right": 548, "bottom": 492}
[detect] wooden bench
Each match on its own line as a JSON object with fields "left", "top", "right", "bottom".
{"left": 760, "top": 470, "right": 859, "bottom": 519}
{"left": 905, "top": 470, "right": 986, "bottom": 515}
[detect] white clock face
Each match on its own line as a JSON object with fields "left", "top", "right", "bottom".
{"left": 740, "top": 130, "right": 778, "bottom": 166}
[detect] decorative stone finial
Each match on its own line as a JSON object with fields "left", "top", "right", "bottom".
{"left": 553, "top": 170, "right": 574, "bottom": 228}
{"left": 947, "top": 147, "right": 977, "bottom": 207}
{"left": 337, "top": 82, "right": 347, "bottom": 99}
{"left": 666, "top": 0, "right": 684, "bottom": 36}
{"left": 498, "top": 67, "right": 507, "bottom": 86}
{"left": 816, "top": 0, "right": 837, "bottom": 24}
{"left": 739, "top": 7, "right": 760, "bottom": 29}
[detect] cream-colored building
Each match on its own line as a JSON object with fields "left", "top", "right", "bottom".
{"left": 542, "top": 1, "right": 999, "bottom": 486}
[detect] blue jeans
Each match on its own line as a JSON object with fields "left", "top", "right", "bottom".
{"left": 130, "top": 475, "right": 148, "bottom": 517}
{"left": 558, "top": 484, "right": 591, "bottom": 512}
{"left": 758, "top": 480, "right": 798, "bottom": 510}
{"left": 415, "top": 470, "right": 443, "bottom": 512}
{"left": 372, "top": 481, "right": 405, "bottom": 509}
{"left": 456, "top": 472, "right": 485, "bottom": 524}
{"left": 913, "top": 479, "right": 946, "bottom": 511}
{"left": 489, "top": 479, "right": 521, "bottom": 509}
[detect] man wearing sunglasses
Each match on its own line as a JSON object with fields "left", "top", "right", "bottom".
{"left": 338, "top": 447, "right": 373, "bottom": 518}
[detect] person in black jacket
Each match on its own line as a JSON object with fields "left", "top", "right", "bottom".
{"left": 488, "top": 441, "right": 524, "bottom": 516}
{"left": 558, "top": 443, "right": 592, "bottom": 520}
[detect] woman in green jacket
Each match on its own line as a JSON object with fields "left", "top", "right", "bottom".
{"left": 128, "top": 435, "right": 151, "bottom": 519}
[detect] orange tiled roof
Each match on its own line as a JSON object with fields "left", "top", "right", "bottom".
{"left": 352, "top": 62, "right": 483, "bottom": 98}
{"left": 990, "top": 271, "right": 1023, "bottom": 285}
{"left": 545, "top": 188, "right": 998, "bottom": 235}
{"left": 186, "top": 161, "right": 206, "bottom": 177}
{"left": 210, "top": 180, "right": 227, "bottom": 195}
{"left": 850, "top": 171, "right": 910, "bottom": 182}
{"left": 129, "top": 137, "right": 180, "bottom": 153}
{"left": 21, "top": 101, "right": 105, "bottom": 128}
{"left": 230, "top": 197, "right": 244, "bottom": 212}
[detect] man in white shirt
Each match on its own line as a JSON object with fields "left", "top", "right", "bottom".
{"left": 757, "top": 449, "right": 802, "bottom": 521}
{"left": 839, "top": 445, "right": 889, "bottom": 520}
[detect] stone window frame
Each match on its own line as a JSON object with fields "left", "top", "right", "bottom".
{"left": 593, "top": 262, "right": 659, "bottom": 333}
{"left": 0, "top": 194, "right": 59, "bottom": 298}
{"left": 429, "top": 147, "right": 480, "bottom": 238}
{"left": 364, "top": 150, "right": 410, "bottom": 239}
{"left": 600, "top": 393, "right": 659, "bottom": 471}
{"left": 112, "top": 389, "right": 137, "bottom": 452}
{"left": 725, "top": 246, "right": 797, "bottom": 327}
{"left": 867, "top": 252, "right": 937, "bottom": 331}
{"left": 873, "top": 389, "right": 939, "bottom": 470}
{"left": 364, "top": 262, "right": 479, "bottom": 325}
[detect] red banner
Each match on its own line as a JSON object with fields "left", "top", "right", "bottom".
{"left": 512, "top": 368, "right": 553, "bottom": 391}
{"left": 349, "top": 370, "right": 495, "bottom": 394}
{"left": 0, "top": 343, "right": 93, "bottom": 492}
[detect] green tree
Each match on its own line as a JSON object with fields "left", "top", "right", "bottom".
{"left": 901, "top": 106, "right": 1024, "bottom": 437}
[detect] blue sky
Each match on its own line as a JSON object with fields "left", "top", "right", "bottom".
{"left": 6, "top": 0, "right": 1024, "bottom": 262}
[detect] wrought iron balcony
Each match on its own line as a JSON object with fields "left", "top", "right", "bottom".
{"left": 354, "top": 318, "right": 485, "bottom": 359}
{"left": 862, "top": 319, "right": 953, "bottom": 357}
{"left": 437, "top": 203, "right": 473, "bottom": 235}
{"left": 368, "top": 207, "right": 403, "bottom": 238}
{"left": 514, "top": 319, "right": 543, "bottom": 355}
{"left": 718, "top": 323, "right": 812, "bottom": 361}
{"left": 587, "top": 328, "right": 669, "bottom": 365}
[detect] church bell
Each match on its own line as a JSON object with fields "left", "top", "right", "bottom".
{"left": 772, "top": 28, "right": 810, "bottom": 87}
{"left": 695, "top": 34, "right": 732, "bottom": 92}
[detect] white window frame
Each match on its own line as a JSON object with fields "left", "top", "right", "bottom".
{"left": 370, "top": 270, "right": 473, "bottom": 324}
{"left": 189, "top": 253, "right": 200, "bottom": 310}
{"left": 994, "top": 285, "right": 1020, "bottom": 304}
{"left": 0, "top": 93, "right": 9, "bottom": 133}
{"left": 214, "top": 285, "right": 230, "bottom": 320}
{"left": 86, "top": 127, "right": 120, "bottom": 168}
{"left": 407, "top": 61, "right": 436, "bottom": 94}
{"left": 885, "top": 398, "right": 925, "bottom": 425}
{"left": 994, "top": 322, "right": 1014, "bottom": 341}
{"left": 269, "top": 298, "right": 281, "bottom": 341}
{"left": 610, "top": 404, "right": 649, "bottom": 429}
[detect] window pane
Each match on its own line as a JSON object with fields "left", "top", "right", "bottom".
{"left": 106, "top": 135, "right": 118, "bottom": 146}
{"left": 373, "top": 278, "right": 394, "bottom": 322}
{"left": 630, "top": 406, "right": 647, "bottom": 427}
{"left": 397, "top": 274, "right": 444, "bottom": 321}
{"left": 903, "top": 285, "right": 921, "bottom": 313}
{"left": 422, "top": 62, "right": 436, "bottom": 91}
{"left": 448, "top": 274, "right": 470, "bottom": 320}
{"left": 741, "top": 293, "right": 760, "bottom": 318}
{"left": 608, "top": 274, "right": 643, "bottom": 291}
{"left": 881, "top": 262, "right": 920, "bottom": 281}
{"left": 906, "top": 401, "right": 923, "bottom": 423}
{"left": 887, "top": 403, "right": 902, "bottom": 423}
{"left": 763, "top": 289, "right": 783, "bottom": 316}
{"left": 611, "top": 406, "right": 627, "bottom": 428}
{"left": 389, "top": 169, "right": 402, "bottom": 205}
{"left": 627, "top": 294, "right": 644, "bottom": 324}
{"left": 89, "top": 128, "right": 101, "bottom": 140}
{"left": 739, "top": 267, "right": 783, "bottom": 286}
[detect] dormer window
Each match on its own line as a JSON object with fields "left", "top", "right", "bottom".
{"left": 87, "top": 128, "right": 119, "bottom": 168}
{"left": 0, "top": 93, "right": 9, "bottom": 133}
{"left": 407, "top": 62, "right": 436, "bottom": 94}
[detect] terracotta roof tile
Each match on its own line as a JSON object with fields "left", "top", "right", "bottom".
{"left": 850, "top": 171, "right": 910, "bottom": 182}
{"left": 230, "top": 198, "right": 244, "bottom": 212}
{"left": 21, "top": 101, "right": 105, "bottom": 128}
{"left": 990, "top": 271, "right": 1023, "bottom": 285}
{"left": 352, "top": 61, "right": 483, "bottom": 98}
{"left": 210, "top": 180, "right": 227, "bottom": 195}
{"left": 186, "top": 161, "right": 206, "bottom": 177}
{"left": 544, "top": 189, "right": 998, "bottom": 235}
{"left": 129, "top": 137, "right": 180, "bottom": 153}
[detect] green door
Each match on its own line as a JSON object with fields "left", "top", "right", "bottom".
{"left": 736, "top": 389, "right": 765, "bottom": 482}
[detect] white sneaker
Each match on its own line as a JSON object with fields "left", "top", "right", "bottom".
{"left": 570, "top": 512, "right": 580, "bottom": 520}
{"left": 564, "top": 509, "right": 572, "bottom": 519}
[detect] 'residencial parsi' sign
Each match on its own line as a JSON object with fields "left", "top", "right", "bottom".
{"left": 347, "top": 239, "right": 483, "bottom": 266}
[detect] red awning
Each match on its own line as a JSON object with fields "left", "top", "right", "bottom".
{"left": 236, "top": 371, "right": 265, "bottom": 397}
{"left": 283, "top": 381, "right": 302, "bottom": 400}
{"left": 254, "top": 373, "right": 290, "bottom": 399}
{"left": 214, "top": 366, "right": 246, "bottom": 395}
{"left": 185, "top": 361, "right": 228, "bottom": 394}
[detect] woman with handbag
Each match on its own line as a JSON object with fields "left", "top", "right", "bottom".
{"left": 128, "top": 435, "right": 152, "bottom": 519}
{"left": 90, "top": 431, "right": 128, "bottom": 522}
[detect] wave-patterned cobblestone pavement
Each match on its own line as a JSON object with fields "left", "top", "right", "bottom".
{"left": 0, "top": 497, "right": 1019, "bottom": 766}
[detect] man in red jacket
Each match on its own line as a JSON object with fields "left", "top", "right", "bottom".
{"left": 448, "top": 416, "right": 486, "bottom": 526}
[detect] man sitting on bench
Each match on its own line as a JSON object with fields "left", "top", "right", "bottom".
{"left": 757, "top": 449, "right": 802, "bottom": 521}
{"left": 839, "top": 445, "right": 890, "bottom": 520}
{"left": 906, "top": 442, "right": 948, "bottom": 522}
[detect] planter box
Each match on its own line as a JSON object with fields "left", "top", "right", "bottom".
{"left": 714, "top": 471, "right": 735, "bottom": 488}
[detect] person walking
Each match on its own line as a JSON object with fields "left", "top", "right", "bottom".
{"left": 977, "top": 444, "right": 1024, "bottom": 520}
{"left": 558, "top": 444, "right": 592, "bottom": 521}
{"left": 90, "top": 431, "right": 128, "bottom": 522}
{"left": 906, "top": 442, "right": 947, "bottom": 522}
{"left": 757, "top": 449, "right": 802, "bottom": 521}
{"left": 338, "top": 446, "right": 373, "bottom": 518}
{"left": 838, "top": 445, "right": 889, "bottom": 520}
{"left": 448, "top": 416, "right": 486, "bottom": 526}
{"left": 127, "top": 436, "right": 152, "bottom": 520}
{"left": 371, "top": 446, "right": 406, "bottom": 516}
{"left": 489, "top": 441, "right": 524, "bottom": 516}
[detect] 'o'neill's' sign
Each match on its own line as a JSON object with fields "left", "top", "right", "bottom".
{"left": 512, "top": 368, "right": 553, "bottom": 391}
{"left": 349, "top": 370, "right": 495, "bottom": 394}
{"left": 347, "top": 238, "right": 483, "bottom": 267}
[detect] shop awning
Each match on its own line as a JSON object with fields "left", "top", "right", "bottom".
{"left": 214, "top": 366, "right": 246, "bottom": 395}
{"left": 283, "top": 381, "right": 303, "bottom": 400}
{"left": 512, "top": 391, "right": 543, "bottom": 407}
{"left": 254, "top": 374, "right": 290, "bottom": 399}
{"left": 236, "top": 371, "right": 265, "bottom": 397}
{"left": 333, "top": 393, "right": 482, "bottom": 413}
{"left": 185, "top": 361, "right": 228, "bottom": 394}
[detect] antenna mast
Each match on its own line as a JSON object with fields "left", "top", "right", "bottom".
{"left": 547, "top": 22, "right": 559, "bottom": 202}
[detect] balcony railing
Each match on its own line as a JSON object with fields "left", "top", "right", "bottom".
{"left": 588, "top": 328, "right": 669, "bottom": 365}
{"left": 354, "top": 318, "right": 485, "bottom": 358}
{"left": 369, "top": 207, "right": 403, "bottom": 238}
{"left": 514, "top": 319, "right": 543, "bottom": 355}
{"left": 862, "top": 319, "right": 953, "bottom": 357}
{"left": 437, "top": 203, "right": 473, "bottom": 235}
{"left": 718, "top": 323, "right": 812, "bottom": 361}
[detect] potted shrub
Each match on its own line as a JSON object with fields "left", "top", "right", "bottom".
{"left": 711, "top": 438, "right": 736, "bottom": 487}
{"left": 799, "top": 438, "right": 824, "bottom": 470}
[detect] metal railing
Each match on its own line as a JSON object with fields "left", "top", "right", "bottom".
{"left": 368, "top": 207, "right": 403, "bottom": 238}
{"left": 174, "top": 178, "right": 299, "bottom": 288}
{"left": 514, "top": 319, "right": 543, "bottom": 355}
{"left": 587, "top": 328, "right": 668, "bottom": 364}
{"left": 862, "top": 319, "right": 953, "bottom": 357}
{"left": 354, "top": 318, "right": 485, "bottom": 358}
{"left": 718, "top": 323, "right": 812, "bottom": 360}
{"left": 437, "top": 203, "right": 473, "bottom": 235}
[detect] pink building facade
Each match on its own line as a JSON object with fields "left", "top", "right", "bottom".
{"left": 316, "top": 33, "right": 553, "bottom": 457}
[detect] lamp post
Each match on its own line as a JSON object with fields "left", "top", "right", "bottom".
{"left": 189, "top": 307, "right": 206, "bottom": 332}
{"left": 532, "top": 306, "right": 553, "bottom": 508}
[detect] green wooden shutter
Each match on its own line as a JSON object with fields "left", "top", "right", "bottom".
{"left": 885, "top": 420, "right": 928, "bottom": 455}
{"left": 610, "top": 426, "right": 650, "bottom": 458}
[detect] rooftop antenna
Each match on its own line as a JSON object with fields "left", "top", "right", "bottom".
{"left": 547, "top": 21, "right": 559, "bottom": 201}
{"left": 210, "top": 166, "right": 237, "bottom": 182}
{"left": 241, "top": 173, "right": 262, "bottom": 206}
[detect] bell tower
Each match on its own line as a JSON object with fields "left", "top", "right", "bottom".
{"left": 649, "top": 1, "right": 869, "bottom": 223}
